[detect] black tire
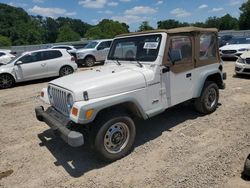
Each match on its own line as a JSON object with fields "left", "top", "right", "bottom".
{"left": 59, "top": 66, "right": 74, "bottom": 77}
{"left": 0, "top": 74, "right": 15, "bottom": 89}
{"left": 91, "top": 112, "right": 136, "bottom": 162}
{"left": 243, "top": 154, "right": 250, "bottom": 177}
{"left": 194, "top": 81, "right": 219, "bottom": 114}
{"left": 84, "top": 56, "right": 95, "bottom": 67}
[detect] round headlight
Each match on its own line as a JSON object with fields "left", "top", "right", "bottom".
{"left": 67, "top": 94, "right": 74, "bottom": 109}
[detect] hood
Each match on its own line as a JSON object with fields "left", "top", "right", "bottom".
{"left": 240, "top": 51, "right": 250, "bottom": 59}
{"left": 220, "top": 44, "right": 250, "bottom": 50}
{"left": 76, "top": 48, "right": 95, "bottom": 53}
{"left": 50, "top": 64, "right": 147, "bottom": 101}
{"left": 0, "top": 63, "right": 14, "bottom": 70}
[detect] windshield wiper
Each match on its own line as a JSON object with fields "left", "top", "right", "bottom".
{"left": 112, "top": 57, "right": 121, "bottom": 66}
{"left": 127, "top": 57, "right": 143, "bottom": 68}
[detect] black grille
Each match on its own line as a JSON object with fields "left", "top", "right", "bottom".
{"left": 243, "top": 68, "right": 250, "bottom": 73}
{"left": 246, "top": 58, "right": 250, "bottom": 64}
{"left": 222, "top": 50, "right": 237, "bottom": 54}
{"left": 235, "top": 67, "right": 241, "bottom": 71}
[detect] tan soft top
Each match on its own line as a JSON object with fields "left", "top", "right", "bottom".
{"left": 117, "top": 26, "right": 218, "bottom": 37}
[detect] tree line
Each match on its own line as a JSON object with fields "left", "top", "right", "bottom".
{"left": 0, "top": 0, "right": 250, "bottom": 47}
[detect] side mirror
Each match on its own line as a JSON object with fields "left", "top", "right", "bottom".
{"left": 16, "top": 61, "right": 23, "bottom": 65}
{"left": 169, "top": 49, "right": 182, "bottom": 65}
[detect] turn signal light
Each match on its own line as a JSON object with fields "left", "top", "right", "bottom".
{"left": 85, "top": 109, "right": 94, "bottom": 120}
{"left": 71, "top": 107, "right": 78, "bottom": 116}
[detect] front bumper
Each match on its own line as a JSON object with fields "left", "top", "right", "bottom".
{"left": 235, "top": 63, "right": 250, "bottom": 75}
{"left": 35, "top": 106, "right": 84, "bottom": 147}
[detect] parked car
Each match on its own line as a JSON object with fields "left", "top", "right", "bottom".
{"left": 36, "top": 27, "right": 226, "bottom": 162}
{"left": 76, "top": 39, "right": 113, "bottom": 67}
{"left": 0, "top": 49, "right": 77, "bottom": 89}
{"left": 0, "top": 50, "right": 15, "bottom": 65}
{"left": 219, "top": 37, "right": 250, "bottom": 58}
{"left": 51, "top": 45, "right": 78, "bottom": 58}
{"left": 235, "top": 50, "right": 250, "bottom": 75}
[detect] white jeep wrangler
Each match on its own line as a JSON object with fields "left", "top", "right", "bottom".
{"left": 35, "top": 27, "right": 226, "bottom": 162}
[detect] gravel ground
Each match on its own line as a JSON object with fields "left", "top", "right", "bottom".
{"left": 0, "top": 62, "right": 249, "bottom": 188}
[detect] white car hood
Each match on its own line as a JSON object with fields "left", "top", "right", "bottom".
{"left": 50, "top": 64, "right": 148, "bottom": 100}
{"left": 240, "top": 51, "right": 250, "bottom": 58}
{"left": 220, "top": 44, "right": 250, "bottom": 50}
{"left": 76, "top": 48, "right": 95, "bottom": 53}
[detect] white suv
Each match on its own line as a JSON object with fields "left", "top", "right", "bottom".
{"left": 76, "top": 39, "right": 113, "bottom": 67}
{"left": 235, "top": 51, "right": 250, "bottom": 75}
{"left": 36, "top": 27, "right": 226, "bottom": 162}
{"left": 0, "top": 49, "right": 77, "bottom": 89}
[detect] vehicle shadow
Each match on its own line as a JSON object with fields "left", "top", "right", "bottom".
{"left": 233, "top": 74, "right": 250, "bottom": 79}
{"left": 37, "top": 103, "right": 204, "bottom": 177}
{"left": 14, "top": 77, "right": 56, "bottom": 88}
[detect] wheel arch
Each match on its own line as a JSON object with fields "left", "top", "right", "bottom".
{"left": 195, "top": 71, "right": 223, "bottom": 98}
{"left": 84, "top": 54, "right": 96, "bottom": 62}
{"left": 59, "top": 65, "right": 74, "bottom": 75}
{"left": 0, "top": 72, "right": 16, "bottom": 82}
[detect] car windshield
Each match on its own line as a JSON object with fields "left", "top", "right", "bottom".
{"left": 108, "top": 34, "right": 162, "bottom": 62}
{"left": 84, "top": 41, "right": 98, "bottom": 49}
{"left": 228, "top": 37, "right": 250, "bottom": 44}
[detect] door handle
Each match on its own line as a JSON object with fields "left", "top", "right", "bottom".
{"left": 186, "top": 73, "right": 192, "bottom": 78}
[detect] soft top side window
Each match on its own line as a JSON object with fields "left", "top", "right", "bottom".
{"left": 169, "top": 36, "right": 192, "bottom": 64}
{"left": 199, "top": 33, "right": 216, "bottom": 60}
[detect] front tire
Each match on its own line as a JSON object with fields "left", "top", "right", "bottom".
{"left": 0, "top": 74, "right": 15, "bottom": 89}
{"left": 194, "top": 81, "right": 219, "bottom": 114}
{"left": 85, "top": 56, "right": 95, "bottom": 67}
{"left": 92, "top": 112, "right": 136, "bottom": 162}
{"left": 59, "top": 66, "right": 74, "bottom": 77}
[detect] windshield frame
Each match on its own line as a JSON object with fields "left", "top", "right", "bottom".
{"left": 107, "top": 34, "right": 162, "bottom": 62}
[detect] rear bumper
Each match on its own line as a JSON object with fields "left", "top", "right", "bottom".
{"left": 35, "top": 106, "right": 84, "bottom": 147}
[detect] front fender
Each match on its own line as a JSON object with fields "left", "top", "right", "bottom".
{"left": 70, "top": 89, "right": 148, "bottom": 124}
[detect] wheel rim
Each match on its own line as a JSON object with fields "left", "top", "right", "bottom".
{"left": 61, "top": 67, "right": 73, "bottom": 76}
{"left": 86, "top": 58, "right": 94, "bottom": 66}
{"left": 0, "top": 75, "right": 13, "bottom": 88}
{"left": 205, "top": 87, "right": 217, "bottom": 109}
{"left": 104, "top": 122, "right": 130, "bottom": 154}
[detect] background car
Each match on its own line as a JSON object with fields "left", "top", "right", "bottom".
{"left": 235, "top": 50, "right": 250, "bottom": 75}
{"left": 219, "top": 37, "right": 250, "bottom": 58}
{"left": 51, "top": 45, "right": 78, "bottom": 58}
{"left": 218, "top": 35, "right": 233, "bottom": 47}
{"left": 76, "top": 39, "right": 113, "bottom": 67}
{"left": 0, "top": 49, "right": 77, "bottom": 89}
{"left": 0, "top": 49, "right": 15, "bottom": 65}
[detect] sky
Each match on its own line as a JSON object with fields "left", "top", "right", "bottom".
{"left": 0, "top": 0, "right": 248, "bottom": 31}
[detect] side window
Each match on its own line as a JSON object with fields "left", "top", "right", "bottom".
{"left": 169, "top": 36, "right": 192, "bottom": 63}
{"left": 106, "top": 41, "right": 112, "bottom": 47}
{"left": 19, "top": 52, "right": 42, "bottom": 64}
{"left": 199, "top": 34, "right": 216, "bottom": 60}
{"left": 0, "top": 52, "right": 6, "bottom": 57}
{"left": 97, "top": 42, "right": 109, "bottom": 50}
{"left": 43, "top": 50, "right": 62, "bottom": 60}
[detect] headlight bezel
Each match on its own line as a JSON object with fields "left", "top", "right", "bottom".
{"left": 237, "top": 57, "right": 245, "bottom": 64}
{"left": 67, "top": 93, "right": 74, "bottom": 109}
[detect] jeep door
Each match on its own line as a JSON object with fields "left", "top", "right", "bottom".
{"left": 95, "top": 41, "right": 112, "bottom": 61}
{"left": 163, "top": 34, "right": 195, "bottom": 106}
{"left": 14, "top": 51, "right": 48, "bottom": 81}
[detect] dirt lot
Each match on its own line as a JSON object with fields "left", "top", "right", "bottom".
{"left": 0, "top": 62, "right": 250, "bottom": 188}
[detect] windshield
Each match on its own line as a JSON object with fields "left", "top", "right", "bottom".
{"left": 228, "top": 37, "right": 250, "bottom": 44}
{"left": 84, "top": 41, "right": 98, "bottom": 49}
{"left": 108, "top": 34, "right": 162, "bottom": 62}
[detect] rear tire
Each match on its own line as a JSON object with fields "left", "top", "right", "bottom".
{"left": 59, "top": 66, "right": 74, "bottom": 77}
{"left": 243, "top": 154, "right": 250, "bottom": 177}
{"left": 194, "top": 81, "right": 219, "bottom": 114}
{"left": 0, "top": 74, "right": 15, "bottom": 89}
{"left": 91, "top": 112, "right": 136, "bottom": 162}
{"left": 84, "top": 56, "right": 95, "bottom": 67}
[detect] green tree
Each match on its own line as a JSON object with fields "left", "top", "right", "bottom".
{"left": 205, "top": 16, "right": 221, "bottom": 28}
{"left": 0, "top": 35, "right": 11, "bottom": 46}
{"left": 85, "top": 19, "right": 129, "bottom": 39}
{"left": 157, "top": 19, "right": 189, "bottom": 29}
{"left": 138, "top": 21, "right": 154, "bottom": 31}
{"left": 56, "top": 25, "right": 81, "bottom": 42}
{"left": 239, "top": 0, "right": 250, "bottom": 29}
{"left": 219, "top": 14, "right": 239, "bottom": 30}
